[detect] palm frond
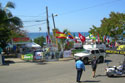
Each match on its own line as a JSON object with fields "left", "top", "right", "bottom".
{"left": 5, "top": 1, "right": 15, "bottom": 9}
{"left": 0, "top": 3, "right": 2, "bottom": 9}
{"left": 9, "top": 16, "right": 23, "bottom": 27}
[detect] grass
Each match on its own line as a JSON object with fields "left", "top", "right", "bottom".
{"left": 72, "top": 49, "right": 85, "bottom": 56}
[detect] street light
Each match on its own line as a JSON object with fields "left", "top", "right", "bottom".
{"left": 52, "top": 13, "right": 58, "bottom": 29}
{"left": 52, "top": 13, "right": 58, "bottom": 47}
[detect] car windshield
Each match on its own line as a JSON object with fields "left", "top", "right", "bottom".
{"left": 82, "top": 50, "right": 90, "bottom": 53}
{"left": 99, "top": 49, "right": 105, "bottom": 53}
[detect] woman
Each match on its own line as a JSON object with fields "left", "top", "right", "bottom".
{"left": 91, "top": 56, "right": 97, "bottom": 78}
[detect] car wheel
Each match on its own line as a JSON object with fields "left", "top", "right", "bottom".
{"left": 98, "top": 56, "right": 104, "bottom": 63}
{"left": 83, "top": 58, "right": 88, "bottom": 65}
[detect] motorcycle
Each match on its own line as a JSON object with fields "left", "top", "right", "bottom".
{"left": 105, "top": 60, "right": 125, "bottom": 77}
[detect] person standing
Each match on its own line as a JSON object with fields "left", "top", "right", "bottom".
{"left": 75, "top": 57, "right": 85, "bottom": 82}
{"left": 91, "top": 56, "right": 98, "bottom": 78}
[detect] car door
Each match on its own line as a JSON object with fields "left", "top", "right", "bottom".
{"left": 90, "top": 50, "right": 95, "bottom": 60}
{"left": 95, "top": 50, "right": 100, "bottom": 59}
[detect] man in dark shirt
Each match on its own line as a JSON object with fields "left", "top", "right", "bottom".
{"left": 91, "top": 56, "right": 97, "bottom": 78}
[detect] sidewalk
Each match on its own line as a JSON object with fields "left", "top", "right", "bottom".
{"left": 3, "top": 56, "right": 74, "bottom": 64}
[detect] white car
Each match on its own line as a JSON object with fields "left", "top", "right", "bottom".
{"left": 74, "top": 48, "right": 106, "bottom": 64}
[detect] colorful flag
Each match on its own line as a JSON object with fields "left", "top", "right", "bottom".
{"left": 67, "top": 32, "right": 77, "bottom": 43}
{"left": 78, "top": 32, "right": 86, "bottom": 43}
{"left": 89, "top": 33, "right": 96, "bottom": 40}
{"left": 67, "top": 32, "right": 74, "bottom": 39}
{"left": 56, "top": 31, "right": 67, "bottom": 39}
{"left": 103, "top": 35, "right": 106, "bottom": 42}
{"left": 107, "top": 36, "right": 110, "bottom": 44}
{"left": 98, "top": 33, "right": 100, "bottom": 43}
{"left": 46, "top": 34, "right": 51, "bottom": 44}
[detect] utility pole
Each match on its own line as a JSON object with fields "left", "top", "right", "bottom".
{"left": 46, "top": 6, "right": 50, "bottom": 36}
{"left": 52, "top": 13, "right": 58, "bottom": 47}
{"left": 52, "top": 13, "right": 56, "bottom": 29}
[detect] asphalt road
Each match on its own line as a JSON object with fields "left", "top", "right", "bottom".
{"left": 0, "top": 54, "right": 125, "bottom": 83}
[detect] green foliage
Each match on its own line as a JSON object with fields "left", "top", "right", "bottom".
{"left": 34, "top": 36, "right": 45, "bottom": 47}
{"left": 0, "top": 1, "right": 23, "bottom": 49}
{"left": 64, "top": 41, "right": 74, "bottom": 50}
{"left": 72, "top": 49, "right": 85, "bottom": 56}
{"left": 89, "top": 12, "right": 125, "bottom": 41}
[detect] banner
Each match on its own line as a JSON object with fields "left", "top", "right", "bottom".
{"left": 105, "top": 50, "right": 125, "bottom": 55}
{"left": 12, "top": 37, "right": 30, "bottom": 44}
{"left": 64, "top": 50, "right": 71, "bottom": 58}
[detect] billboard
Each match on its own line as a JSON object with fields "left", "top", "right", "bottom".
{"left": 12, "top": 37, "right": 30, "bottom": 44}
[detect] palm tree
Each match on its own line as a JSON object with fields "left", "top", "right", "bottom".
{"left": 0, "top": 1, "right": 23, "bottom": 29}
{"left": 0, "top": 1, "right": 23, "bottom": 49}
{"left": 58, "top": 29, "right": 70, "bottom": 58}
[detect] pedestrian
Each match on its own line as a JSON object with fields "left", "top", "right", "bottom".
{"left": 91, "top": 56, "right": 98, "bottom": 78}
{"left": 75, "top": 57, "right": 85, "bottom": 82}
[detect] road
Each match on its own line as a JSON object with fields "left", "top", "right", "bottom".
{"left": 0, "top": 54, "right": 125, "bottom": 83}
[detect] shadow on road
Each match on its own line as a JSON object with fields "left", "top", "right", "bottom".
{"left": 3, "top": 60, "right": 15, "bottom": 66}
{"left": 105, "top": 59, "right": 112, "bottom": 63}
{"left": 81, "top": 80, "right": 100, "bottom": 83}
{"left": 110, "top": 76, "right": 125, "bottom": 78}
{"left": 3, "top": 60, "right": 48, "bottom": 66}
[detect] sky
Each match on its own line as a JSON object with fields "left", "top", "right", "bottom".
{"left": 1, "top": 0, "right": 125, "bottom": 32}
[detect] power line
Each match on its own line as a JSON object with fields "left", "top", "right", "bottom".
{"left": 15, "top": 11, "right": 46, "bottom": 17}
{"left": 22, "top": 20, "right": 46, "bottom": 22}
{"left": 59, "top": 0, "right": 121, "bottom": 15}
{"left": 24, "top": 22, "right": 46, "bottom": 27}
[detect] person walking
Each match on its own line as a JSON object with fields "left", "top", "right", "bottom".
{"left": 91, "top": 56, "right": 98, "bottom": 78}
{"left": 75, "top": 57, "right": 85, "bottom": 82}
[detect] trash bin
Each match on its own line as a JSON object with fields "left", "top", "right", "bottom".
{"left": 0, "top": 54, "right": 4, "bottom": 65}
{"left": 0, "top": 54, "right": 2, "bottom": 65}
{"left": 2, "top": 55, "right": 5, "bottom": 65}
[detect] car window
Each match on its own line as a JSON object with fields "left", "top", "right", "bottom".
{"left": 91, "top": 50, "right": 95, "bottom": 54}
{"left": 83, "top": 50, "right": 90, "bottom": 53}
{"left": 95, "top": 50, "right": 99, "bottom": 54}
{"left": 99, "top": 49, "right": 105, "bottom": 53}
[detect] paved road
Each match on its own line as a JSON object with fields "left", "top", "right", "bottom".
{"left": 0, "top": 54, "right": 125, "bottom": 83}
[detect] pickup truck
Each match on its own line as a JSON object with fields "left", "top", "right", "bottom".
{"left": 74, "top": 48, "right": 106, "bottom": 64}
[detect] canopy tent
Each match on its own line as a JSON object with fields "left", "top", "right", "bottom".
{"left": 25, "top": 42, "right": 41, "bottom": 48}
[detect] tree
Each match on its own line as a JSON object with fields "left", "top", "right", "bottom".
{"left": 34, "top": 36, "right": 45, "bottom": 47}
{"left": 89, "top": 12, "right": 125, "bottom": 41}
{"left": 0, "top": 1, "right": 23, "bottom": 49}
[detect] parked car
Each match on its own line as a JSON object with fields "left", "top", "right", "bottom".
{"left": 74, "top": 48, "right": 106, "bottom": 64}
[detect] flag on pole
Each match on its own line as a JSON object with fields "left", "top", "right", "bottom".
{"left": 78, "top": 32, "right": 86, "bottom": 43}
{"left": 107, "top": 36, "right": 110, "bottom": 44}
{"left": 89, "top": 33, "right": 96, "bottom": 40}
{"left": 46, "top": 34, "right": 51, "bottom": 44}
{"left": 56, "top": 31, "right": 67, "bottom": 39}
{"left": 103, "top": 35, "right": 106, "bottom": 42}
{"left": 67, "top": 32, "right": 74, "bottom": 39}
{"left": 98, "top": 33, "right": 100, "bottom": 43}
{"left": 67, "top": 32, "right": 77, "bottom": 43}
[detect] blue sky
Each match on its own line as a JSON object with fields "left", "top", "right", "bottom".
{"left": 1, "top": 0, "right": 125, "bottom": 32}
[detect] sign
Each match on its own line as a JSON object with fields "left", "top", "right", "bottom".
{"left": 21, "top": 54, "right": 33, "bottom": 60}
{"left": 34, "top": 51, "right": 43, "bottom": 60}
{"left": 105, "top": 50, "right": 125, "bottom": 55}
{"left": 12, "top": 37, "right": 30, "bottom": 44}
{"left": 64, "top": 50, "right": 71, "bottom": 58}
